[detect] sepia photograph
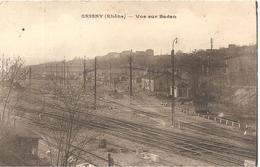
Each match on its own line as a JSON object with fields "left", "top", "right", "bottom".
{"left": 0, "top": 1, "right": 257, "bottom": 166}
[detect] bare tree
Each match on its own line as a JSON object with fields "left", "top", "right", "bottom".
{"left": 0, "top": 57, "right": 24, "bottom": 125}
{"left": 39, "top": 80, "right": 96, "bottom": 166}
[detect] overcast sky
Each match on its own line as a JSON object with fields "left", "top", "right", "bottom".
{"left": 0, "top": 1, "right": 256, "bottom": 65}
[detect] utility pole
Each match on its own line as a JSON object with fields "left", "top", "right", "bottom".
{"left": 60, "top": 63, "right": 62, "bottom": 85}
{"left": 171, "top": 38, "right": 178, "bottom": 127}
{"left": 29, "top": 66, "right": 32, "bottom": 90}
{"left": 55, "top": 63, "right": 58, "bottom": 82}
{"left": 210, "top": 37, "right": 213, "bottom": 50}
{"left": 83, "top": 56, "right": 86, "bottom": 90}
{"left": 66, "top": 64, "right": 69, "bottom": 81}
{"left": 148, "top": 65, "right": 151, "bottom": 90}
{"left": 1, "top": 54, "right": 4, "bottom": 82}
{"left": 94, "top": 57, "right": 97, "bottom": 109}
{"left": 208, "top": 37, "right": 213, "bottom": 74}
{"left": 63, "top": 57, "right": 66, "bottom": 86}
{"left": 5, "top": 58, "right": 8, "bottom": 80}
{"left": 50, "top": 64, "right": 53, "bottom": 77}
{"left": 109, "top": 60, "right": 112, "bottom": 87}
{"left": 166, "top": 69, "right": 169, "bottom": 91}
{"left": 129, "top": 50, "right": 133, "bottom": 97}
{"left": 44, "top": 64, "right": 47, "bottom": 78}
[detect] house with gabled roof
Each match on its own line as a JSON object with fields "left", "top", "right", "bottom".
{"left": 141, "top": 71, "right": 192, "bottom": 98}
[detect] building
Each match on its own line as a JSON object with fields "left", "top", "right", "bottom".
{"left": 141, "top": 72, "right": 192, "bottom": 98}
{"left": 120, "top": 50, "right": 132, "bottom": 57}
{"left": 223, "top": 44, "right": 257, "bottom": 86}
{"left": 145, "top": 49, "right": 154, "bottom": 56}
{"left": 171, "top": 81, "right": 192, "bottom": 99}
{"left": 199, "top": 44, "right": 256, "bottom": 87}
{"left": 141, "top": 72, "right": 170, "bottom": 93}
{"left": 106, "top": 52, "right": 120, "bottom": 58}
{"left": 0, "top": 127, "right": 41, "bottom": 166}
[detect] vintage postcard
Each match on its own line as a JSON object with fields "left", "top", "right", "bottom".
{"left": 0, "top": 1, "right": 257, "bottom": 167}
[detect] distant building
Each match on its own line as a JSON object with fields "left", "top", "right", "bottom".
{"left": 145, "top": 49, "right": 154, "bottom": 56}
{"left": 120, "top": 50, "right": 132, "bottom": 57}
{"left": 135, "top": 51, "right": 146, "bottom": 56}
{"left": 223, "top": 44, "right": 256, "bottom": 86}
{"left": 193, "top": 44, "right": 256, "bottom": 87}
{"left": 106, "top": 52, "right": 120, "bottom": 58}
{"left": 170, "top": 81, "right": 192, "bottom": 98}
{"left": 141, "top": 72, "right": 170, "bottom": 93}
{"left": 119, "top": 49, "right": 154, "bottom": 57}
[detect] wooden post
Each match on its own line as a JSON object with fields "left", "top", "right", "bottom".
{"left": 108, "top": 153, "right": 114, "bottom": 167}
{"left": 55, "top": 63, "right": 58, "bottom": 82}
{"left": 1, "top": 54, "right": 4, "bottom": 82}
{"left": 94, "top": 57, "right": 97, "bottom": 109}
{"left": 83, "top": 56, "right": 86, "bottom": 90}
{"left": 29, "top": 66, "right": 32, "bottom": 90}
{"left": 129, "top": 50, "right": 133, "bottom": 97}
{"left": 63, "top": 58, "right": 66, "bottom": 86}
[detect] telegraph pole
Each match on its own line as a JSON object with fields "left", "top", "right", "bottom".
{"left": 148, "top": 65, "right": 151, "bottom": 90}
{"left": 66, "top": 64, "right": 69, "bottom": 81}
{"left": 60, "top": 63, "right": 62, "bottom": 85}
{"left": 208, "top": 38, "right": 213, "bottom": 74}
{"left": 44, "top": 64, "right": 47, "bottom": 78}
{"left": 211, "top": 37, "right": 213, "bottom": 50}
{"left": 1, "top": 54, "right": 4, "bottom": 82}
{"left": 129, "top": 50, "right": 133, "bottom": 97}
{"left": 83, "top": 56, "right": 86, "bottom": 90}
{"left": 55, "top": 63, "right": 58, "bottom": 82}
{"left": 166, "top": 69, "right": 169, "bottom": 90}
{"left": 29, "top": 66, "right": 32, "bottom": 90}
{"left": 94, "top": 57, "right": 97, "bottom": 109}
{"left": 109, "top": 60, "right": 112, "bottom": 87}
{"left": 5, "top": 58, "right": 8, "bottom": 80}
{"left": 171, "top": 38, "right": 178, "bottom": 127}
{"left": 63, "top": 57, "right": 66, "bottom": 86}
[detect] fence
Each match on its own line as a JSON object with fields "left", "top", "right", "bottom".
{"left": 196, "top": 113, "right": 241, "bottom": 129}
{"left": 175, "top": 104, "right": 241, "bottom": 129}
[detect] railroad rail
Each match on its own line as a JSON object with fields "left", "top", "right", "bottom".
{"left": 15, "top": 103, "right": 255, "bottom": 167}
{"left": 13, "top": 87, "right": 256, "bottom": 166}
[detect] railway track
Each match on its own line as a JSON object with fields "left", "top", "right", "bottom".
{"left": 181, "top": 121, "right": 256, "bottom": 146}
{"left": 20, "top": 94, "right": 256, "bottom": 149}
{"left": 22, "top": 112, "right": 243, "bottom": 166}
{"left": 15, "top": 103, "right": 255, "bottom": 167}
{"left": 15, "top": 88, "right": 256, "bottom": 166}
